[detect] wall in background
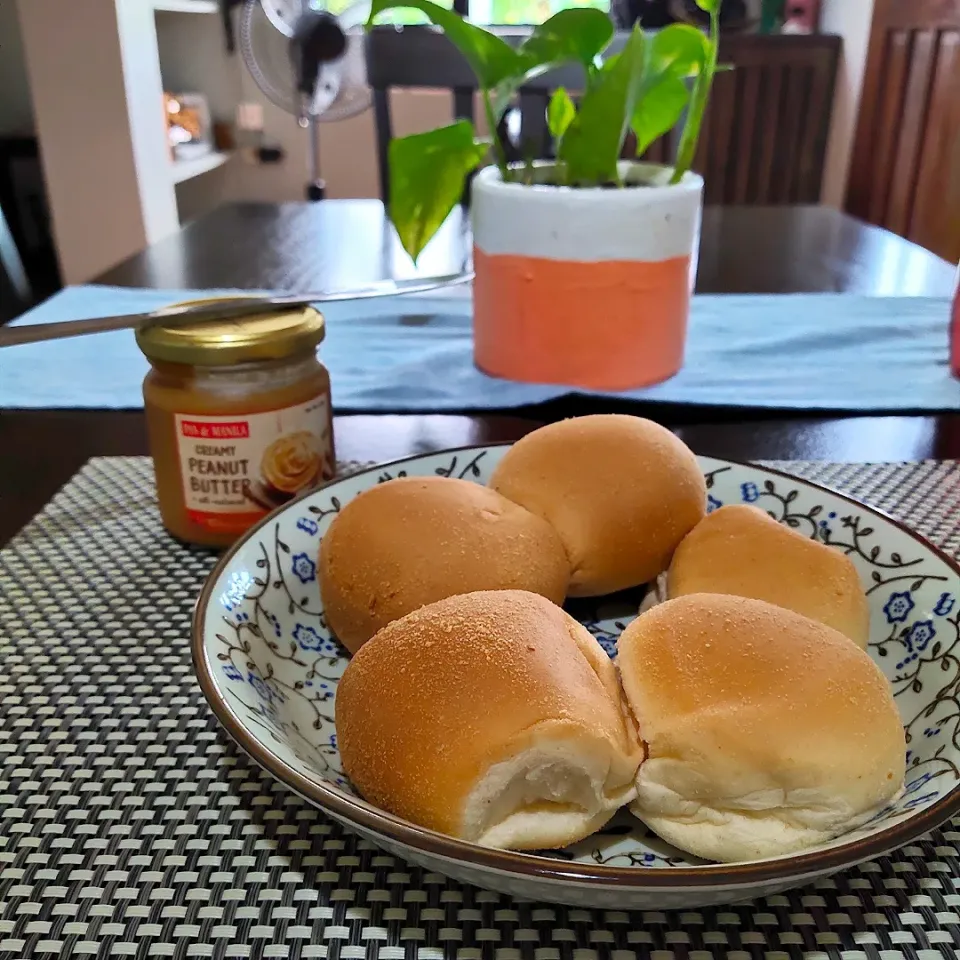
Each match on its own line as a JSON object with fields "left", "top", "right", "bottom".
{"left": 0, "top": 0, "right": 35, "bottom": 135}
{"left": 8, "top": 0, "right": 882, "bottom": 280}
{"left": 174, "top": 90, "right": 455, "bottom": 221}
{"left": 162, "top": 9, "right": 870, "bottom": 217}
{"left": 819, "top": 0, "right": 877, "bottom": 208}
{"left": 16, "top": 0, "right": 179, "bottom": 284}
{"left": 10, "top": 0, "right": 455, "bottom": 279}
{"left": 156, "top": 8, "right": 453, "bottom": 220}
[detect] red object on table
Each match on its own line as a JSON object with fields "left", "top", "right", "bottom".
{"left": 952, "top": 264, "right": 960, "bottom": 378}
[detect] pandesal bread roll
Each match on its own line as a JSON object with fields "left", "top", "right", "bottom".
{"left": 668, "top": 504, "right": 869, "bottom": 647}
{"left": 490, "top": 415, "right": 706, "bottom": 596}
{"left": 335, "top": 590, "right": 643, "bottom": 850}
{"left": 618, "top": 594, "right": 905, "bottom": 863}
{"left": 319, "top": 477, "right": 570, "bottom": 653}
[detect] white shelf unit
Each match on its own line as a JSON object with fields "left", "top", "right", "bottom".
{"left": 155, "top": 5, "right": 239, "bottom": 222}
{"left": 153, "top": 1, "right": 219, "bottom": 13}
{"left": 170, "top": 150, "right": 233, "bottom": 184}
{"left": 15, "top": 0, "right": 238, "bottom": 282}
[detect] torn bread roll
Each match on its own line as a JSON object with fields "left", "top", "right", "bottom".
{"left": 668, "top": 504, "right": 869, "bottom": 647}
{"left": 335, "top": 590, "right": 643, "bottom": 849}
{"left": 618, "top": 594, "right": 905, "bottom": 863}
{"left": 490, "top": 415, "right": 706, "bottom": 596}
{"left": 318, "top": 476, "right": 570, "bottom": 653}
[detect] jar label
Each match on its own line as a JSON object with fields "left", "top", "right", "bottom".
{"left": 174, "top": 394, "right": 333, "bottom": 534}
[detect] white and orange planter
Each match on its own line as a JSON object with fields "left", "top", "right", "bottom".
{"left": 471, "top": 163, "right": 704, "bottom": 390}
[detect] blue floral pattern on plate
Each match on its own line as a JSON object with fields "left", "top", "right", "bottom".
{"left": 884, "top": 591, "right": 915, "bottom": 623}
{"left": 291, "top": 552, "right": 316, "bottom": 584}
{"left": 200, "top": 450, "right": 960, "bottom": 874}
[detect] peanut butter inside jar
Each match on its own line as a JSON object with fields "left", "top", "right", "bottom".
{"left": 137, "top": 302, "right": 335, "bottom": 548}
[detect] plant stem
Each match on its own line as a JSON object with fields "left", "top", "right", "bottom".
{"left": 482, "top": 88, "right": 509, "bottom": 178}
{"left": 671, "top": 6, "right": 719, "bottom": 184}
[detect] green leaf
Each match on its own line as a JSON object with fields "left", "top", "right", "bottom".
{"left": 547, "top": 88, "right": 577, "bottom": 143}
{"left": 629, "top": 24, "right": 705, "bottom": 157}
{"left": 367, "top": 0, "right": 521, "bottom": 89}
{"left": 648, "top": 23, "right": 709, "bottom": 79}
{"left": 557, "top": 27, "right": 646, "bottom": 185}
{"left": 489, "top": 80, "right": 518, "bottom": 124}
{"left": 388, "top": 121, "right": 488, "bottom": 263}
{"left": 519, "top": 8, "right": 614, "bottom": 73}
{"left": 631, "top": 75, "right": 689, "bottom": 156}
{"left": 695, "top": 0, "right": 721, "bottom": 11}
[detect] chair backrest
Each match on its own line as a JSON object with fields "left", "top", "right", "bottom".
{"left": 846, "top": 0, "right": 960, "bottom": 262}
{"left": 0, "top": 202, "right": 31, "bottom": 323}
{"left": 366, "top": 26, "right": 594, "bottom": 206}
{"left": 698, "top": 33, "right": 840, "bottom": 204}
{"left": 366, "top": 26, "right": 840, "bottom": 208}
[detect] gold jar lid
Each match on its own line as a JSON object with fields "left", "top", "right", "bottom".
{"left": 136, "top": 298, "right": 326, "bottom": 367}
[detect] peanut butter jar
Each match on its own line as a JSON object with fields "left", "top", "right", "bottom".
{"left": 137, "top": 301, "right": 335, "bottom": 548}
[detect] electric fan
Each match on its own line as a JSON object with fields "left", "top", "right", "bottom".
{"left": 239, "top": 0, "right": 373, "bottom": 200}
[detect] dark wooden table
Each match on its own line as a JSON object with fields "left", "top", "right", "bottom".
{"left": 3, "top": 201, "right": 958, "bottom": 548}
{"left": 97, "top": 201, "right": 957, "bottom": 296}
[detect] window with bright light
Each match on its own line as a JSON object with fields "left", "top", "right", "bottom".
{"left": 471, "top": 0, "right": 607, "bottom": 25}
{"left": 326, "top": 0, "right": 452, "bottom": 24}
{"left": 327, "top": 0, "right": 609, "bottom": 26}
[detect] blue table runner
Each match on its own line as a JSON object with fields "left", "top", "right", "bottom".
{"left": 2, "top": 285, "right": 957, "bottom": 412}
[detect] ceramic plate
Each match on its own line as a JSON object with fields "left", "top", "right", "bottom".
{"left": 193, "top": 448, "right": 960, "bottom": 908}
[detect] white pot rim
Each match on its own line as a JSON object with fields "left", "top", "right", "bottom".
{"left": 473, "top": 160, "right": 703, "bottom": 198}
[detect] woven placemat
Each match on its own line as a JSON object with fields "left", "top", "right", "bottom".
{"left": 1, "top": 457, "right": 959, "bottom": 960}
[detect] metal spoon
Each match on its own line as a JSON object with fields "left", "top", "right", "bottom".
{"left": 0, "top": 272, "right": 473, "bottom": 348}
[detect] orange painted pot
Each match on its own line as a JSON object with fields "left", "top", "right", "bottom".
{"left": 471, "top": 163, "right": 704, "bottom": 390}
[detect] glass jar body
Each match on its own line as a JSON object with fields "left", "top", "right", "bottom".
{"left": 143, "top": 351, "right": 334, "bottom": 548}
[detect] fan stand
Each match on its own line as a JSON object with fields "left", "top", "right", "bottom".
{"left": 306, "top": 116, "right": 326, "bottom": 202}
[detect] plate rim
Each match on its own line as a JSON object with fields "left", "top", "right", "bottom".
{"left": 192, "top": 444, "right": 960, "bottom": 890}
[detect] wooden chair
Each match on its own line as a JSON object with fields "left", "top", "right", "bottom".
{"left": 846, "top": 0, "right": 960, "bottom": 262}
{"left": 365, "top": 27, "right": 840, "bottom": 208}
{"left": 696, "top": 33, "right": 840, "bottom": 204}
{"left": 366, "top": 26, "right": 590, "bottom": 207}
{"left": 0, "top": 203, "right": 31, "bottom": 323}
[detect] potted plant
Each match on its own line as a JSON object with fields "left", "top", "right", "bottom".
{"left": 367, "top": 0, "right": 722, "bottom": 390}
